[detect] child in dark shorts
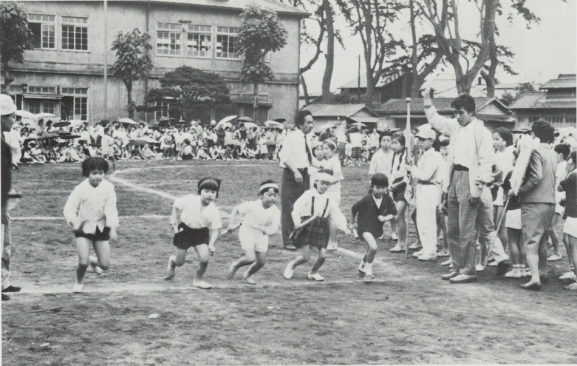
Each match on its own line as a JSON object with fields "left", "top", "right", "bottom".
{"left": 351, "top": 173, "right": 397, "bottom": 283}
{"left": 63, "top": 157, "right": 119, "bottom": 292}
{"left": 166, "top": 178, "right": 222, "bottom": 289}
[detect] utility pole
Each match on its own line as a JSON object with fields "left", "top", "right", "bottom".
{"left": 357, "top": 55, "right": 361, "bottom": 102}
{"left": 103, "top": 0, "right": 108, "bottom": 124}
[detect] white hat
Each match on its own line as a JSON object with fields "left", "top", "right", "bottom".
{"left": 416, "top": 126, "right": 436, "bottom": 140}
{"left": 0, "top": 94, "right": 16, "bottom": 116}
{"left": 314, "top": 170, "right": 335, "bottom": 183}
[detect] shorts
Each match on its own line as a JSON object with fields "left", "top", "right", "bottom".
{"left": 75, "top": 226, "right": 111, "bottom": 241}
{"left": 239, "top": 226, "right": 269, "bottom": 253}
{"left": 506, "top": 209, "right": 521, "bottom": 230}
{"left": 173, "top": 223, "right": 210, "bottom": 249}
{"left": 351, "top": 147, "right": 362, "bottom": 159}
{"left": 391, "top": 177, "right": 407, "bottom": 203}
{"left": 563, "top": 216, "right": 577, "bottom": 238}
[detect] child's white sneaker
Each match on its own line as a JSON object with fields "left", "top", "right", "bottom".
{"left": 283, "top": 263, "right": 294, "bottom": 280}
{"left": 363, "top": 274, "right": 374, "bottom": 283}
{"left": 89, "top": 256, "right": 103, "bottom": 275}
{"left": 326, "top": 242, "right": 338, "bottom": 251}
{"left": 72, "top": 283, "right": 84, "bottom": 293}
{"left": 476, "top": 264, "right": 485, "bottom": 272}
{"left": 166, "top": 256, "right": 176, "bottom": 279}
{"left": 307, "top": 272, "right": 324, "bottom": 281}
{"left": 358, "top": 261, "right": 366, "bottom": 275}
{"left": 192, "top": 280, "right": 212, "bottom": 289}
{"left": 504, "top": 268, "right": 522, "bottom": 278}
{"left": 391, "top": 232, "right": 398, "bottom": 240}
{"left": 243, "top": 271, "right": 256, "bottom": 285}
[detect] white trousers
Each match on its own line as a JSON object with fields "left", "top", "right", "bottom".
{"left": 416, "top": 184, "right": 440, "bottom": 256}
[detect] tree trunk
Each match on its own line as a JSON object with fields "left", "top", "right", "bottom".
{"left": 127, "top": 83, "right": 134, "bottom": 119}
{"left": 253, "top": 82, "right": 259, "bottom": 121}
{"left": 321, "top": 0, "right": 334, "bottom": 103}
{"left": 301, "top": 74, "right": 310, "bottom": 107}
{"left": 481, "top": 22, "right": 498, "bottom": 97}
{"left": 409, "top": 0, "right": 419, "bottom": 98}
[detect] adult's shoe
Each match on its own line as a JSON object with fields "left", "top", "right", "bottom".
{"left": 284, "top": 244, "right": 297, "bottom": 251}
{"left": 2, "top": 286, "right": 21, "bottom": 293}
{"left": 449, "top": 274, "right": 477, "bottom": 283}
{"left": 441, "top": 271, "right": 459, "bottom": 280}
{"left": 496, "top": 261, "right": 510, "bottom": 276}
{"left": 2, "top": 293, "right": 10, "bottom": 301}
{"left": 520, "top": 281, "right": 541, "bottom": 291}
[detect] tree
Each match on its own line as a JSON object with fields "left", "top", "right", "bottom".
{"left": 336, "top": 0, "right": 405, "bottom": 107}
{"left": 0, "top": 2, "right": 34, "bottom": 90}
{"left": 110, "top": 28, "right": 153, "bottom": 118}
{"left": 500, "top": 82, "right": 536, "bottom": 105}
{"left": 237, "top": 5, "right": 288, "bottom": 121}
{"left": 157, "top": 66, "right": 230, "bottom": 122}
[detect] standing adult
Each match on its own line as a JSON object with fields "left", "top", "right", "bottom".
{"left": 1, "top": 95, "right": 20, "bottom": 300}
{"left": 424, "top": 87, "right": 503, "bottom": 283}
{"left": 278, "top": 110, "right": 315, "bottom": 251}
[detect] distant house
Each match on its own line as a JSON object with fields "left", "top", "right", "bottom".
{"left": 298, "top": 94, "right": 321, "bottom": 109}
{"left": 373, "top": 97, "right": 515, "bottom": 132}
{"left": 338, "top": 73, "right": 412, "bottom": 104}
{"left": 302, "top": 103, "right": 378, "bottom": 131}
{"left": 508, "top": 74, "right": 576, "bottom": 128}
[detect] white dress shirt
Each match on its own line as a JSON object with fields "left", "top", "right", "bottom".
{"left": 63, "top": 179, "right": 119, "bottom": 233}
{"left": 278, "top": 129, "right": 312, "bottom": 169}
{"left": 411, "top": 147, "right": 444, "bottom": 183}
{"left": 453, "top": 122, "right": 476, "bottom": 168}
{"left": 292, "top": 189, "right": 348, "bottom": 231}
{"left": 369, "top": 148, "right": 394, "bottom": 177}
{"left": 319, "top": 155, "right": 344, "bottom": 193}
{"left": 237, "top": 200, "right": 281, "bottom": 236}
{"left": 170, "top": 194, "right": 222, "bottom": 230}
{"left": 349, "top": 132, "right": 363, "bottom": 148}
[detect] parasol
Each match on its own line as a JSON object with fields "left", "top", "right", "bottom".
{"left": 15, "top": 110, "right": 36, "bottom": 119}
{"left": 35, "top": 113, "right": 56, "bottom": 119}
{"left": 119, "top": 118, "right": 137, "bottom": 125}
{"left": 53, "top": 121, "right": 72, "bottom": 128}
{"left": 217, "top": 121, "right": 232, "bottom": 129}
{"left": 273, "top": 118, "right": 286, "bottom": 123}
{"left": 57, "top": 134, "right": 81, "bottom": 140}
{"left": 237, "top": 116, "right": 253, "bottom": 122}
{"left": 35, "top": 133, "right": 60, "bottom": 140}
{"left": 243, "top": 122, "right": 259, "bottom": 130}
{"left": 128, "top": 137, "right": 160, "bottom": 146}
{"left": 348, "top": 122, "right": 367, "bottom": 129}
{"left": 218, "top": 115, "right": 237, "bottom": 125}
{"left": 264, "top": 121, "right": 284, "bottom": 129}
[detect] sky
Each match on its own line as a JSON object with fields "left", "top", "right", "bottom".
{"left": 299, "top": 0, "right": 577, "bottom": 95}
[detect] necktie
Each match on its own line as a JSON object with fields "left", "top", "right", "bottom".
{"left": 304, "top": 135, "right": 312, "bottom": 164}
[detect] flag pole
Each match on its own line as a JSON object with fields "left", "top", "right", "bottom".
{"left": 405, "top": 97, "right": 411, "bottom": 259}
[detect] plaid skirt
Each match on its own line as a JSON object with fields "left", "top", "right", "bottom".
{"left": 291, "top": 216, "right": 330, "bottom": 249}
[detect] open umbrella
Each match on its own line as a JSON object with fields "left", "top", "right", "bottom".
{"left": 264, "top": 121, "right": 284, "bottom": 129}
{"left": 36, "top": 133, "right": 60, "bottom": 140}
{"left": 217, "top": 121, "right": 232, "bottom": 129}
{"left": 273, "top": 118, "right": 286, "bottom": 123}
{"left": 35, "top": 113, "right": 56, "bottom": 119}
{"left": 15, "top": 110, "right": 36, "bottom": 119}
{"left": 315, "top": 123, "right": 337, "bottom": 132}
{"left": 348, "top": 122, "right": 367, "bottom": 129}
{"left": 53, "top": 121, "right": 72, "bottom": 128}
{"left": 57, "top": 134, "right": 81, "bottom": 140}
{"left": 119, "top": 117, "right": 137, "bottom": 125}
{"left": 128, "top": 137, "right": 160, "bottom": 146}
{"left": 237, "top": 116, "right": 253, "bottom": 122}
{"left": 218, "top": 115, "right": 238, "bottom": 125}
{"left": 243, "top": 122, "right": 259, "bottom": 130}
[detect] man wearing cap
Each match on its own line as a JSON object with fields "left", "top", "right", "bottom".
{"left": 1, "top": 94, "right": 22, "bottom": 300}
{"left": 423, "top": 87, "right": 507, "bottom": 283}
{"left": 406, "top": 126, "right": 444, "bottom": 260}
{"left": 278, "top": 110, "right": 315, "bottom": 251}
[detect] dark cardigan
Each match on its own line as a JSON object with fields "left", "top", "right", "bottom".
{"left": 351, "top": 193, "right": 397, "bottom": 238}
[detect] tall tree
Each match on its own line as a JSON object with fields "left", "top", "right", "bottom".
{"left": 110, "top": 28, "right": 153, "bottom": 118}
{"left": 336, "top": 0, "right": 405, "bottom": 107}
{"left": 158, "top": 66, "right": 230, "bottom": 122}
{"left": 0, "top": 2, "right": 34, "bottom": 90}
{"left": 237, "top": 5, "right": 288, "bottom": 121}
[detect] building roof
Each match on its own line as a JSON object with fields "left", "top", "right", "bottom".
{"left": 113, "top": 0, "right": 309, "bottom": 16}
{"left": 540, "top": 74, "right": 576, "bottom": 89}
{"left": 373, "top": 97, "right": 495, "bottom": 114}
{"left": 303, "top": 103, "right": 377, "bottom": 118}
{"left": 508, "top": 92, "right": 577, "bottom": 110}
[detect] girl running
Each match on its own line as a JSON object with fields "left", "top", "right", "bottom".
{"left": 389, "top": 134, "right": 409, "bottom": 253}
{"left": 320, "top": 138, "right": 344, "bottom": 251}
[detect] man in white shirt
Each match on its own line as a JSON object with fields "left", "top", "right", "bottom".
{"left": 278, "top": 110, "right": 315, "bottom": 251}
{"left": 424, "top": 86, "right": 501, "bottom": 283}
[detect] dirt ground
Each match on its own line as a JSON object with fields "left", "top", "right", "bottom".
{"left": 2, "top": 160, "right": 576, "bottom": 365}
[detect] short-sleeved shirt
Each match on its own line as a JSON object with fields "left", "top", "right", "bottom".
{"left": 237, "top": 200, "right": 280, "bottom": 233}
{"left": 171, "top": 194, "right": 222, "bottom": 230}
{"left": 560, "top": 170, "right": 577, "bottom": 219}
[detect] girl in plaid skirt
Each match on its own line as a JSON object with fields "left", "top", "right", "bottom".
{"left": 283, "top": 170, "right": 350, "bottom": 281}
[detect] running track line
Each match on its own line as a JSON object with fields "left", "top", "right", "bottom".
{"left": 12, "top": 215, "right": 171, "bottom": 221}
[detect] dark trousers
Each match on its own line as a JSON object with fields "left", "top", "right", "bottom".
{"left": 521, "top": 203, "right": 555, "bottom": 273}
{"left": 281, "top": 168, "right": 310, "bottom": 246}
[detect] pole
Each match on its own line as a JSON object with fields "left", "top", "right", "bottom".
{"left": 484, "top": 198, "right": 509, "bottom": 267}
{"left": 405, "top": 97, "right": 412, "bottom": 259}
{"left": 357, "top": 55, "right": 361, "bottom": 102}
{"left": 103, "top": 0, "right": 108, "bottom": 124}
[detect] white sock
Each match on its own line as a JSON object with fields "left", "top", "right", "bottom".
{"left": 359, "top": 259, "right": 366, "bottom": 268}
{"left": 365, "top": 262, "right": 373, "bottom": 276}
{"left": 169, "top": 255, "right": 176, "bottom": 268}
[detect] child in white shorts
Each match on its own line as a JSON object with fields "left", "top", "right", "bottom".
{"left": 503, "top": 170, "right": 527, "bottom": 278}
{"left": 224, "top": 180, "right": 281, "bottom": 285}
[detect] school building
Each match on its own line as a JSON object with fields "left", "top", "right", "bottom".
{"left": 6, "top": 0, "right": 307, "bottom": 124}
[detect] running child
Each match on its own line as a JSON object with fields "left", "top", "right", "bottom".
{"left": 223, "top": 180, "right": 281, "bottom": 285}
{"left": 283, "top": 170, "right": 350, "bottom": 281}
{"left": 166, "top": 177, "right": 222, "bottom": 289}
{"left": 351, "top": 173, "right": 397, "bottom": 283}
{"left": 63, "top": 157, "right": 119, "bottom": 292}
{"left": 389, "top": 133, "right": 409, "bottom": 253}
{"left": 320, "top": 138, "right": 344, "bottom": 251}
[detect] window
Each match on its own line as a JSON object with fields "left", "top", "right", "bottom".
{"left": 26, "top": 100, "right": 54, "bottom": 114}
{"left": 157, "top": 23, "right": 181, "bottom": 55}
{"left": 186, "top": 25, "right": 212, "bottom": 57}
{"left": 62, "top": 87, "right": 88, "bottom": 120}
{"left": 74, "top": 97, "right": 87, "bottom": 120}
{"left": 216, "top": 26, "right": 239, "bottom": 59}
{"left": 549, "top": 116, "right": 563, "bottom": 125}
{"left": 155, "top": 102, "right": 170, "bottom": 120}
{"left": 566, "top": 117, "right": 576, "bottom": 123}
{"left": 62, "top": 16, "right": 88, "bottom": 50}
{"left": 61, "top": 87, "right": 88, "bottom": 95}
{"left": 27, "top": 86, "right": 56, "bottom": 95}
{"left": 29, "top": 14, "right": 55, "bottom": 49}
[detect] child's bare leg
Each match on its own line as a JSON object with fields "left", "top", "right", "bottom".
{"left": 362, "top": 233, "right": 378, "bottom": 276}
{"left": 564, "top": 234, "right": 575, "bottom": 270}
{"left": 93, "top": 240, "right": 110, "bottom": 270}
{"left": 193, "top": 244, "right": 210, "bottom": 281}
{"left": 548, "top": 214, "right": 561, "bottom": 256}
{"left": 75, "top": 238, "right": 92, "bottom": 286}
{"left": 291, "top": 245, "right": 311, "bottom": 269}
{"left": 247, "top": 251, "right": 267, "bottom": 276}
{"left": 228, "top": 249, "right": 256, "bottom": 278}
{"left": 396, "top": 200, "right": 407, "bottom": 249}
{"left": 566, "top": 234, "right": 577, "bottom": 277}
{"left": 507, "top": 228, "right": 521, "bottom": 265}
{"left": 328, "top": 219, "right": 337, "bottom": 249}
{"left": 310, "top": 247, "right": 327, "bottom": 274}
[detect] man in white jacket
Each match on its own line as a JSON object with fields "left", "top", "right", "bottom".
{"left": 423, "top": 87, "right": 508, "bottom": 283}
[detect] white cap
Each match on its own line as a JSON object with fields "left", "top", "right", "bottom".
{"left": 416, "top": 125, "right": 436, "bottom": 140}
{"left": 0, "top": 94, "right": 16, "bottom": 116}
{"left": 314, "top": 171, "right": 335, "bottom": 183}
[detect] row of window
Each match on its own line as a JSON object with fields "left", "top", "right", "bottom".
{"left": 24, "top": 97, "right": 87, "bottom": 121}
{"left": 525, "top": 116, "right": 577, "bottom": 124}
{"left": 28, "top": 13, "right": 241, "bottom": 59}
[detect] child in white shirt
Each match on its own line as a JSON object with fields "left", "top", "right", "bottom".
{"left": 63, "top": 157, "right": 119, "bottom": 292}
{"left": 223, "top": 180, "right": 281, "bottom": 284}
{"left": 320, "top": 138, "right": 344, "bottom": 251}
{"left": 166, "top": 178, "right": 222, "bottom": 289}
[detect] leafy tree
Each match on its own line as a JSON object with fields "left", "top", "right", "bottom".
{"left": 0, "top": 2, "right": 34, "bottom": 89}
{"left": 158, "top": 66, "right": 230, "bottom": 122}
{"left": 110, "top": 28, "right": 153, "bottom": 118}
{"left": 237, "top": 5, "right": 288, "bottom": 121}
{"left": 499, "top": 82, "right": 536, "bottom": 105}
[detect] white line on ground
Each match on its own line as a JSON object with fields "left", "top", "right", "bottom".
{"left": 11, "top": 215, "right": 171, "bottom": 221}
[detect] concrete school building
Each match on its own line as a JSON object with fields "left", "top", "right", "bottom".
{"left": 6, "top": 0, "right": 307, "bottom": 124}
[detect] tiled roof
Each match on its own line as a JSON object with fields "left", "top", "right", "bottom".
{"left": 113, "top": 0, "right": 309, "bottom": 16}
{"left": 540, "top": 75, "right": 576, "bottom": 89}
{"left": 508, "top": 92, "right": 576, "bottom": 109}
{"left": 303, "top": 104, "right": 376, "bottom": 117}
{"left": 373, "top": 98, "right": 495, "bottom": 114}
